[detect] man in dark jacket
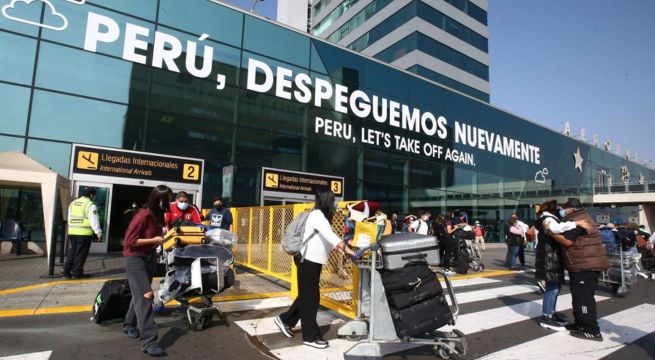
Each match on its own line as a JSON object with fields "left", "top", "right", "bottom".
{"left": 548, "top": 198, "right": 609, "bottom": 342}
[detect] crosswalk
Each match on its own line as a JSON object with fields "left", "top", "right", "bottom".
{"left": 233, "top": 272, "right": 655, "bottom": 360}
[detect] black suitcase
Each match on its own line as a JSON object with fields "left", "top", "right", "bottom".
{"left": 389, "top": 295, "right": 454, "bottom": 339}
{"left": 380, "top": 264, "right": 443, "bottom": 309}
{"left": 92, "top": 279, "right": 132, "bottom": 324}
{"left": 455, "top": 246, "right": 469, "bottom": 274}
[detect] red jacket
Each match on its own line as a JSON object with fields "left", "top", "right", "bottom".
{"left": 165, "top": 202, "right": 202, "bottom": 229}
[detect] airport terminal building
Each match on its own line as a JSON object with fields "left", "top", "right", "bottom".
{"left": 1, "top": 0, "right": 653, "bottom": 251}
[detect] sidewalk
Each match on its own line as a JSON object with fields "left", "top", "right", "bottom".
{"left": 0, "top": 244, "right": 530, "bottom": 319}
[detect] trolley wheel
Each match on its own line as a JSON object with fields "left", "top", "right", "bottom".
{"left": 187, "top": 311, "right": 212, "bottom": 331}
{"left": 435, "top": 329, "right": 468, "bottom": 360}
{"left": 345, "top": 334, "right": 365, "bottom": 342}
{"left": 616, "top": 285, "right": 628, "bottom": 298}
{"left": 471, "top": 264, "right": 481, "bottom": 272}
{"left": 479, "top": 264, "right": 485, "bottom": 271}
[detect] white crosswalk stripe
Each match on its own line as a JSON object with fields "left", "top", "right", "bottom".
{"left": 232, "top": 275, "right": 653, "bottom": 360}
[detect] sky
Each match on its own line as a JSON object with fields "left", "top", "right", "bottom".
{"left": 223, "top": 0, "right": 655, "bottom": 167}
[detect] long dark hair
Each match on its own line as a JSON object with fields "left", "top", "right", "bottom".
{"left": 146, "top": 185, "right": 172, "bottom": 225}
{"left": 315, "top": 188, "right": 336, "bottom": 221}
{"left": 538, "top": 199, "right": 558, "bottom": 216}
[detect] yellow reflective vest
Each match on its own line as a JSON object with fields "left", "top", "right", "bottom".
{"left": 68, "top": 196, "right": 95, "bottom": 236}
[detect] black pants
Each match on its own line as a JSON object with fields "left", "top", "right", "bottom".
{"left": 279, "top": 255, "right": 323, "bottom": 342}
{"left": 442, "top": 238, "right": 457, "bottom": 269}
{"left": 123, "top": 254, "right": 159, "bottom": 349}
{"left": 63, "top": 235, "right": 93, "bottom": 276}
{"left": 12, "top": 239, "right": 21, "bottom": 256}
{"left": 569, "top": 271, "right": 600, "bottom": 334}
{"left": 518, "top": 245, "right": 525, "bottom": 266}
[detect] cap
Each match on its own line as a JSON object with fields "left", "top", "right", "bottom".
{"left": 563, "top": 198, "right": 583, "bottom": 209}
{"left": 82, "top": 186, "right": 96, "bottom": 197}
{"left": 606, "top": 223, "right": 616, "bottom": 229}
{"left": 474, "top": 221, "right": 480, "bottom": 225}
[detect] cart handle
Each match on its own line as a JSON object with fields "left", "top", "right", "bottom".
{"left": 434, "top": 270, "right": 460, "bottom": 319}
{"left": 351, "top": 243, "right": 380, "bottom": 260}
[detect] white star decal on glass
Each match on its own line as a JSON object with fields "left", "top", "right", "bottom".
{"left": 573, "top": 147, "right": 584, "bottom": 173}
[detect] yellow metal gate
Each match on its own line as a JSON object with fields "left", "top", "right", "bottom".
{"left": 231, "top": 202, "right": 359, "bottom": 319}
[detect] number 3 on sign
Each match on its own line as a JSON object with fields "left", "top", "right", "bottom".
{"left": 331, "top": 180, "right": 342, "bottom": 195}
{"left": 183, "top": 164, "right": 200, "bottom": 180}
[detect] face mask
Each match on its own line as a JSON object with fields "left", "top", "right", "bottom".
{"left": 558, "top": 208, "right": 566, "bottom": 218}
{"left": 177, "top": 201, "right": 188, "bottom": 211}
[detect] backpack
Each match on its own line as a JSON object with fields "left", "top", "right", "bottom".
{"left": 282, "top": 211, "right": 316, "bottom": 256}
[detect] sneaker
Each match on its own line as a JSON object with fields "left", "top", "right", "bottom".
{"left": 143, "top": 345, "right": 165, "bottom": 357}
{"left": 274, "top": 315, "right": 294, "bottom": 338}
{"left": 539, "top": 316, "right": 566, "bottom": 332}
{"left": 569, "top": 330, "right": 603, "bottom": 342}
{"left": 565, "top": 323, "right": 582, "bottom": 332}
{"left": 60, "top": 271, "right": 72, "bottom": 279}
{"left": 303, "top": 339, "right": 329, "bottom": 349}
{"left": 443, "top": 268, "right": 456, "bottom": 275}
{"left": 552, "top": 312, "right": 569, "bottom": 325}
{"left": 123, "top": 327, "right": 140, "bottom": 339}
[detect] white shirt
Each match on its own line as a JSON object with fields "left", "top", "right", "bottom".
{"left": 540, "top": 211, "right": 576, "bottom": 235}
{"left": 88, "top": 203, "right": 102, "bottom": 237}
{"left": 410, "top": 220, "right": 429, "bottom": 235}
{"left": 301, "top": 210, "right": 342, "bottom": 265}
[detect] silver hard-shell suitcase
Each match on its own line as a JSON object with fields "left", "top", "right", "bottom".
{"left": 379, "top": 233, "right": 440, "bottom": 270}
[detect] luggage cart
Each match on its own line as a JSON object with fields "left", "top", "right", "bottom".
{"left": 156, "top": 227, "right": 235, "bottom": 330}
{"left": 339, "top": 244, "right": 468, "bottom": 360}
{"left": 598, "top": 245, "right": 637, "bottom": 297}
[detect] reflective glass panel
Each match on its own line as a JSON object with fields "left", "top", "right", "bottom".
{"left": 26, "top": 139, "right": 71, "bottom": 176}
{"left": 243, "top": 16, "right": 310, "bottom": 68}
{"left": 0, "top": 135, "right": 24, "bottom": 152}
{"left": 29, "top": 90, "right": 145, "bottom": 149}
{"left": 0, "top": 83, "right": 30, "bottom": 136}
{"left": 0, "top": 32, "right": 37, "bottom": 85}
{"left": 36, "top": 42, "right": 148, "bottom": 106}
{"left": 158, "top": 0, "right": 243, "bottom": 48}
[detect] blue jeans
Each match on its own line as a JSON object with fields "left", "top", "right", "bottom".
{"left": 508, "top": 245, "right": 520, "bottom": 268}
{"left": 542, "top": 281, "right": 561, "bottom": 316}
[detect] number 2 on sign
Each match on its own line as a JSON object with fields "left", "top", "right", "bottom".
{"left": 183, "top": 164, "right": 200, "bottom": 180}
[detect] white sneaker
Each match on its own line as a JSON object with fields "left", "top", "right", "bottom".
{"left": 303, "top": 339, "right": 329, "bottom": 349}
{"left": 274, "top": 316, "right": 294, "bottom": 338}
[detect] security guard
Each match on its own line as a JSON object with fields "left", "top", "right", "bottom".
{"left": 62, "top": 187, "right": 102, "bottom": 279}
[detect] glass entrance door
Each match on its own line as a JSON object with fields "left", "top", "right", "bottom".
{"left": 74, "top": 182, "right": 112, "bottom": 253}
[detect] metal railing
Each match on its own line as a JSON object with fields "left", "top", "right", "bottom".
{"left": 593, "top": 181, "right": 655, "bottom": 195}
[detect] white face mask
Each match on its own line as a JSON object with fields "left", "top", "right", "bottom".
{"left": 177, "top": 201, "right": 188, "bottom": 211}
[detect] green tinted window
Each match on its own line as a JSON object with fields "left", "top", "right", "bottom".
{"left": 89, "top": 0, "right": 158, "bottom": 21}
{"left": 243, "top": 16, "right": 310, "bottom": 68}
{"left": 29, "top": 90, "right": 145, "bottom": 148}
{"left": 0, "top": 32, "right": 37, "bottom": 85}
{"left": 26, "top": 139, "right": 71, "bottom": 177}
{"left": 0, "top": 135, "right": 24, "bottom": 152}
{"left": 158, "top": 0, "right": 243, "bottom": 48}
{"left": 42, "top": 3, "right": 155, "bottom": 58}
{"left": 0, "top": 1, "right": 40, "bottom": 36}
{"left": 0, "top": 83, "right": 30, "bottom": 136}
{"left": 36, "top": 43, "right": 148, "bottom": 106}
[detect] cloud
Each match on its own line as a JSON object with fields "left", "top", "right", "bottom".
{"left": 64, "top": 0, "right": 85, "bottom": 4}
{"left": 1, "top": 0, "right": 68, "bottom": 31}
{"left": 534, "top": 168, "right": 548, "bottom": 184}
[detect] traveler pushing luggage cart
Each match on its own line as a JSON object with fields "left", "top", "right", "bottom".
{"left": 339, "top": 233, "right": 468, "bottom": 359}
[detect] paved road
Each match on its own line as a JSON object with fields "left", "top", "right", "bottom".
{"left": 1, "top": 249, "right": 654, "bottom": 359}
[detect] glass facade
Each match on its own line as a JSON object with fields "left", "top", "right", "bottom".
{"left": 1, "top": 0, "right": 652, "bottom": 244}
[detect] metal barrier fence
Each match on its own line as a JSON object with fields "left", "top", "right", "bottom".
{"left": 230, "top": 202, "right": 359, "bottom": 319}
